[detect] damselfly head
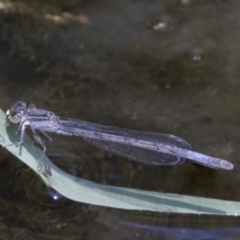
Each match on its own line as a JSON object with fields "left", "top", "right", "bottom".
{"left": 6, "top": 101, "right": 27, "bottom": 124}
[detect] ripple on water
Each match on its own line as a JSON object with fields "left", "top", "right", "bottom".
{"left": 184, "top": 47, "right": 205, "bottom": 64}
{"left": 144, "top": 15, "right": 177, "bottom": 32}
{"left": 174, "top": 0, "right": 196, "bottom": 7}
{"left": 1, "top": 151, "right": 98, "bottom": 238}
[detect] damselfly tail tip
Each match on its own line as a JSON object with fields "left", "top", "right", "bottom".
{"left": 214, "top": 158, "right": 234, "bottom": 170}
{"left": 223, "top": 161, "right": 234, "bottom": 171}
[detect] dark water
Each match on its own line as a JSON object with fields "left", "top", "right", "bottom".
{"left": 0, "top": 0, "right": 240, "bottom": 239}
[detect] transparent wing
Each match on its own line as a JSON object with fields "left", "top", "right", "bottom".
{"left": 83, "top": 137, "right": 186, "bottom": 165}
{"left": 58, "top": 118, "right": 191, "bottom": 165}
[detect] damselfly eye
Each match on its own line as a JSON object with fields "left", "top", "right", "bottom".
{"left": 6, "top": 108, "right": 20, "bottom": 124}
{"left": 13, "top": 101, "right": 27, "bottom": 111}
{"left": 17, "top": 101, "right": 26, "bottom": 108}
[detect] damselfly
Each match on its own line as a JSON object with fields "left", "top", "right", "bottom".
{"left": 5, "top": 101, "right": 234, "bottom": 176}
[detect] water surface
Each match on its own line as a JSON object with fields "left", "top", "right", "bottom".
{"left": 0, "top": 0, "right": 240, "bottom": 239}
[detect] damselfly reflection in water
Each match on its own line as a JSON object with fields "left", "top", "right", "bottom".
{"left": 5, "top": 101, "right": 234, "bottom": 177}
